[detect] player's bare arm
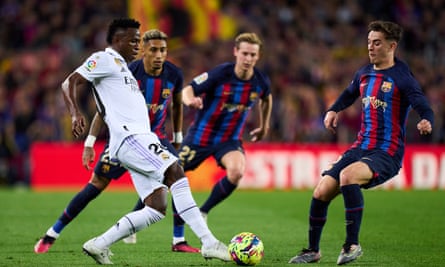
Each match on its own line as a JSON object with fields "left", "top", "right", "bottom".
{"left": 61, "top": 72, "right": 89, "bottom": 139}
{"left": 172, "top": 91, "right": 183, "bottom": 149}
{"left": 82, "top": 113, "right": 105, "bottom": 170}
{"left": 182, "top": 85, "right": 203, "bottom": 109}
{"left": 324, "top": 110, "right": 338, "bottom": 134}
{"left": 250, "top": 94, "right": 272, "bottom": 142}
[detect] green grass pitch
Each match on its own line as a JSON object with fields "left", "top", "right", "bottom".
{"left": 0, "top": 189, "right": 444, "bottom": 266}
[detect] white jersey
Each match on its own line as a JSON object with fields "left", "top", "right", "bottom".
{"left": 76, "top": 47, "right": 150, "bottom": 157}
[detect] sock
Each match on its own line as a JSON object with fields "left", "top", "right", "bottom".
{"left": 48, "top": 183, "right": 101, "bottom": 237}
{"left": 340, "top": 184, "right": 364, "bottom": 245}
{"left": 94, "top": 206, "right": 164, "bottom": 249}
{"left": 172, "top": 198, "right": 185, "bottom": 244}
{"left": 308, "top": 198, "right": 330, "bottom": 252}
{"left": 170, "top": 178, "right": 218, "bottom": 247}
{"left": 131, "top": 198, "right": 145, "bottom": 211}
{"left": 200, "top": 176, "right": 237, "bottom": 214}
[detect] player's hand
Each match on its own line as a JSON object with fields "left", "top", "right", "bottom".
{"left": 417, "top": 119, "right": 432, "bottom": 135}
{"left": 172, "top": 142, "right": 181, "bottom": 150}
{"left": 324, "top": 111, "right": 338, "bottom": 134}
{"left": 188, "top": 96, "right": 203, "bottom": 109}
{"left": 249, "top": 127, "right": 267, "bottom": 142}
{"left": 82, "top": 146, "right": 95, "bottom": 170}
{"left": 71, "top": 112, "right": 87, "bottom": 138}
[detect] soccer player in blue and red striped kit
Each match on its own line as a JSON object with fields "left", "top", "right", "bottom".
{"left": 175, "top": 32, "right": 273, "bottom": 241}
{"left": 289, "top": 20, "right": 434, "bottom": 265}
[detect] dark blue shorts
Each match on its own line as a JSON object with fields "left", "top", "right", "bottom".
{"left": 94, "top": 137, "right": 178, "bottom": 179}
{"left": 178, "top": 140, "right": 244, "bottom": 171}
{"left": 322, "top": 148, "right": 401, "bottom": 189}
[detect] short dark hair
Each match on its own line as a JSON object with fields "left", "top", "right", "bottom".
{"left": 106, "top": 18, "right": 140, "bottom": 44}
{"left": 142, "top": 29, "right": 168, "bottom": 44}
{"left": 368, "top": 20, "right": 403, "bottom": 42}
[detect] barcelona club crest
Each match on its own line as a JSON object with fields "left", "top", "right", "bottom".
{"left": 162, "top": 89, "right": 171, "bottom": 99}
{"left": 381, "top": 81, "right": 392, "bottom": 93}
{"left": 249, "top": 92, "right": 258, "bottom": 101}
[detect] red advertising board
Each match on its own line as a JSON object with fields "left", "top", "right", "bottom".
{"left": 30, "top": 142, "right": 445, "bottom": 191}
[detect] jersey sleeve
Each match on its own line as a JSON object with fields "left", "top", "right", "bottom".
{"left": 173, "top": 68, "right": 184, "bottom": 95}
{"left": 75, "top": 52, "right": 112, "bottom": 81}
{"left": 328, "top": 71, "right": 361, "bottom": 112}
{"left": 190, "top": 64, "right": 228, "bottom": 95}
{"left": 403, "top": 74, "right": 434, "bottom": 126}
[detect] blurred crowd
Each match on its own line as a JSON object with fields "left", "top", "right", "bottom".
{"left": 1, "top": 0, "right": 444, "bottom": 186}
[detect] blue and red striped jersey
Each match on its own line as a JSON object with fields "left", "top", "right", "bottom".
{"left": 329, "top": 58, "right": 434, "bottom": 163}
{"left": 128, "top": 60, "right": 183, "bottom": 139}
{"left": 185, "top": 62, "right": 271, "bottom": 146}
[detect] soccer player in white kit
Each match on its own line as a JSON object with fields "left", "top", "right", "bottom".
{"left": 61, "top": 18, "right": 230, "bottom": 265}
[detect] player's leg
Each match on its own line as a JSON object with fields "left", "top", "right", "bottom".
{"left": 83, "top": 134, "right": 229, "bottom": 263}
{"left": 34, "top": 173, "right": 110, "bottom": 254}
{"left": 164, "top": 163, "right": 231, "bottom": 261}
{"left": 289, "top": 176, "right": 339, "bottom": 264}
{"left": 336, "top": 151, "right": 399, "bottom": 265}
{"left": 34, "top": 145, "right": 125, "bottom": 253}
{"left": 84, "top": 183, "right": 168, "bottom": 265}
{"left": 200, "top": 141, "right": 244, "bottom": 215}
{"left": 121, "top": 198, "right": 144, "bottom": 244}
{"left": 289, "top": 149, "right": 362, "bottom": 264}
{"left": 171, "top": 142, "right": 213, "bottom": 252}
{"left": 159, "top": 138, "right": 200, "bottom": 252}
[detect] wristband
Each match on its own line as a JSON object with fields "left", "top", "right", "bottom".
{"left": 84, "top": 135, "right": 96, "bottom": 148}
{"left": 173, "top": 132, "right": 183, "bottom": 143}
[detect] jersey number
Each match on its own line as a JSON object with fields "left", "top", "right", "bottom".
{"left": 178, "top": 145, "right": 196, "bottom": 163}
{"left": 148, "top": 143, "right": 166, "bottom": 155}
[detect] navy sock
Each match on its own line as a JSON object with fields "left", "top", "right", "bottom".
{"left": 308, "top": 197, "right": 329, "bottom": 252}
{"left": 200, "top": 176, "right": 236, "bottom": 214}
{"left": 340, "top": 184, "right": 364, "bottom": 245}
{"left": 172, "top": 198, "right": 185, "bottom": 238}
{"left": 53, "top": 183, "right": 101, "bottom": 233}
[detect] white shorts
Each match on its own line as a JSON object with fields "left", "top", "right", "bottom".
{"left": 116, "top": 133, "right": 178, "bottom": 200}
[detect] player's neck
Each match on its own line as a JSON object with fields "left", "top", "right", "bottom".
{"left": 234, "top": 67, "right": 253, "bottom": 80}
{"left": 373, "top": 56, "right": 395, "bottom": 70}
{"left": 143, "top": 62, "right": 162, "bottom": 76}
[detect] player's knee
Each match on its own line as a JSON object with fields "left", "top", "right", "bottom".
{"left": 90, "top": 174, "right": 110, "bottom": 190}
{"left": 226, "top": 167, "right": 243, "bottom": 184}
{"left": 339, "top": 168, "right": 355, "bottom": 185}
{"left": 313, "top": 176, "right": 339, "bottom": 201}
{"left": 163, "top": 162, "right": 185, "bottom": 187}
{"left": 143, "top": 188, "right": 168, "bottom": 215}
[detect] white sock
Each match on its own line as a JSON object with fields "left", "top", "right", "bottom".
{"left": 46, "top": 228, "right": 59, "bottom": 239}
{"left": 170, "top": 178, "right": 218, "bottom": 247}
{"left": 94, "top": 206, "right": 165, "bottom": 248}
{"left": 173, "top": 237, "right": 185, "bottom": 244}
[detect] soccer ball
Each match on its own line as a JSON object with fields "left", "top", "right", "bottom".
{"left": 228, "top": 232, "right": 264, "bottom": 266}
